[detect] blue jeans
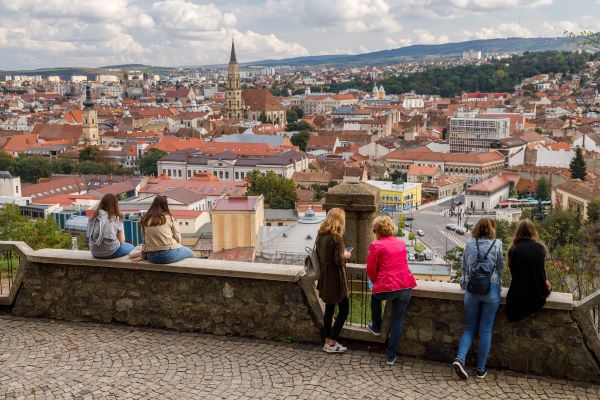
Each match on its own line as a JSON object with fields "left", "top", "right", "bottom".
{"left": 456, "top": 283, "right": 501, "bottom": 372}
{"left": 146, "top": 246, "right": 195, "bottom": 264}
{"left": 96, "top": 243, "right": 135, "bottom": 259}
{"left": 371, "top": 288, "right": 412, "bottom": 361}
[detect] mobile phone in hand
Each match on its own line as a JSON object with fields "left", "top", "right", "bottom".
{"left": 345, "top": 247, "right": 353, "bottom": 253}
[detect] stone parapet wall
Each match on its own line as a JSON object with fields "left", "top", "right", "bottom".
{"left": 400, "top": 296, "right": 599, "bottom": 384}
{"left": 11, "top": 250, "right": 320, "bottom": 344}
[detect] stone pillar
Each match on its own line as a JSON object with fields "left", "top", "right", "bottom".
{"left": 324, "top": 182, "right": 380, "bottom": 264}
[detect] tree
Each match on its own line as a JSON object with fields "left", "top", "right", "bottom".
{"left": 9, "top": 156, "right": 52, "bottom": 183}
{"left": 0, "top": 204, "right": 72, "bottom": 250}
{"left": 291, "top": 130, "right": 311, "bottom": 152}
{"left": 569, "top": 147, "right": 586, "bottom": 180}
{"left": 0, "top": 151, "right": 14, "bottom": 172}
{"left": 311, "top": 184, "right": 325, "bottom": 201}
{"left": 286, "top": 120, "right": 311, "bottom": 132}
{"left": 414, "top": 241, "right": 426, "bottom": 255}
{"left": 286, "top": 109, "right": 299, "bottom": 123}
{"left": 246, "top": 170, "right": 298, "bottom": 209}
{"left": 445, "top": 247, "right": 464, "bottom": 283}
{"left": 535, "top": 176, "right": 551, "bottom": 201}
{"left": 291, "top": 106, "right": 304, "bottom": 119}
{"left": 258, "top": 111, "right": 268, "bottom": 123}
{"left": 79, "top": 146, "right": 101, "bottom": 162}
{"left": 396, "top": 213, "right": 406, "bottom": 236}
{"left": 408, "top": 231, "right": 416, "bottom": 246}
{"left": 139, "top": 148, "right": 167, "bottom": 176}
{"left": 587, "top": 200, "right": 600, "bottom": 223}
{"left": 389, "top": 169, "right": 406, "bottom": 183}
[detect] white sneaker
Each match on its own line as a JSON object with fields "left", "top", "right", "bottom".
{"left": 323, "top": 342, "right": 348, "bottom": 353}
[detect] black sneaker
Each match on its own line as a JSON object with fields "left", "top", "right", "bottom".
{"left": 476, "top": 369, "right": 487, "bottom": 379}
{"left": 386, "top": 355, "right": 397, "bottom": 366}
{"left": 367, "top": 323, "right": 381, "bottom": 336}
{"left": 453, "top": 359, "right": 468, "bottom": 380}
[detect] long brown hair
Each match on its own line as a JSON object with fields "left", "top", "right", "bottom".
{"left": 141, "top": 195, "right": 172, "bottom": 227}
{"left": 509, "top": 219, "right": 545, "bottom": 254}
{"left": 318, "top": 208, "right": 345, "bottom": 237}
{"left": 93, "top": 193, "right": 122, "bottom": 221}
{"left": 471, "top": 217, "right": 496, "bottom": 240}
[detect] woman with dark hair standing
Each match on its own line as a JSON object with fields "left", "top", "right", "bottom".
{"left": 137, "top": 195, "right": 195, "bottom": 264}
{"left": 316, "top": 207, "right": 351, "bottom": 353}
{"left": 505, "top": 219, "right": 551, "bottom": 322}
{"left": 87, "top": 193, "right": 134, "bottom": 259}
{"left": 453, "top": 217, "right": 503, "bottom": 380}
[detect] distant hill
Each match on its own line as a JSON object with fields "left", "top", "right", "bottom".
{"left": 247, "top": 36, "right": 587, "bottom": 67}
{"left": 1, "top": 65, "right": 175, "bottom": 79}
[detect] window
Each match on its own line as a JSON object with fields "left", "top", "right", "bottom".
{"left": 235, "top": 172, "right": 239, "bottom": 180}
{"left": 224, "top": 171, "right": 229, "bottom": 179}
{"left": 178, "top": 170, "right": 182, "bottom": 177}
{"left": 266, "top": 222, "right": 272, "bottom": 226}
{"left": 278, "top": 222, "right": 283, "bottom": 227}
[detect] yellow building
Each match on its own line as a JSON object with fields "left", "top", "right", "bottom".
{"left": 211, "top": 195, "right": 264, "bottom": 253}
{"left": 366, "top": 180, "right": 422, "bottom": 211}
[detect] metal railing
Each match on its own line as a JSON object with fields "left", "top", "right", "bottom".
{"left": 0, "top": 249, "right": 20, "bottom": 295}
{"left": 345, "top": 264, "right": 372, "bottom": 328}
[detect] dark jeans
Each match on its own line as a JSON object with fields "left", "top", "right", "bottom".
{"left": 371, "top": 288, "right": 412, "bottom": 361}
{"left": 323, "top": 297, "right": 349, "bottom": 342}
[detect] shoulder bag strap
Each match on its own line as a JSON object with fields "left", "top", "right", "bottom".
{"left": 476, "top": 237, "right": 481, "bottom": 259}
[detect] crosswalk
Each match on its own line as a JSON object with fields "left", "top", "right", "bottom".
{"left": 439, "top": 230, "right": 466, "bottom": 249}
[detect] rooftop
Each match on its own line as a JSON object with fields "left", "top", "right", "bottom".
{"left": 212, "top": 196, "right": 262, "bottom": 212}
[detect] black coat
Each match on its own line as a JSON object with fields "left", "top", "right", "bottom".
{"left": 506, "top": 239, "right": 551, "bottom": 322}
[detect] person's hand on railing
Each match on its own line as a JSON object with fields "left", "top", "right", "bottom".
{"left": 546, "top": 280, "right": 552, "bottom": 292}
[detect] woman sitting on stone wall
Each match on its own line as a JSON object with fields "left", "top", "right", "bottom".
{"left": 366, "top": 215, "right": 416, "bottom": 366}
{"left": 316, "top": 207, "right": 352, "bottom": 353}
{"left": 86, "top": 193, "right": 135, "bottom": 259}
{"left": 132, "top": 195, "right": 195, "bottom": 264}
{"left": 505, "top": 219, "right": 551, "bottom": 322}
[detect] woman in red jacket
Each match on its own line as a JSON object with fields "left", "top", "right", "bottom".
{"left": 367, "top": 215, "right": 417, "bottom": 366}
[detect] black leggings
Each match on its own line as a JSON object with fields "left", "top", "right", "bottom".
{"left": 323, "top": 297, "right": 350, "bottom": 341}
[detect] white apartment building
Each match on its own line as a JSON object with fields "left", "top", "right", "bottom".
{"left": 70, "top": 75, "right": 88, "bottom": 83}
{"left": 449, "top": 115, "right": 510, "bottom": 153}
{"left": 157, "top": 150, "right": 308, "bottom": 182}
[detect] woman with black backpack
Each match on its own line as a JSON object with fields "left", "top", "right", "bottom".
{"left": 452, "top": 217, "right": 503, "bottom": 380}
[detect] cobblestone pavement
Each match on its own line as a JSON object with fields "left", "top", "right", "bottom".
{"left": 0, "top": 317, "right": 598, "bottom": 400}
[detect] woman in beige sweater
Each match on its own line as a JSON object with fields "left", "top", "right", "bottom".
{"left": 137, "top": 195, "right": 195, "bottom": 264}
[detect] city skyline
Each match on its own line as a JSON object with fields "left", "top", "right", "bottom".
{"left": 0, "top": 0, "right": 598, "bottom": 69}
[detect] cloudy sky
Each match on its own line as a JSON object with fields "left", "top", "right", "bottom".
{"left": 0, "top": 0, "right": 598, "bottom": 70}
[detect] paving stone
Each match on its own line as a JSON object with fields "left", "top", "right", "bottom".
{"left": 0, "top": 317, "right": 597, "bottom": 399}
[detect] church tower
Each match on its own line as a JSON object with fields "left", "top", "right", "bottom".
{"left": 81, "top": 85, "right": 100, "bottom": 146}
{"left": 223, "top": 40, "right": 244, "bottom": 119}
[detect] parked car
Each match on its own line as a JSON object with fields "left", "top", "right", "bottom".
{"left": 425, "top": 252, "right": 433, "bottom": 260}
{"left": 416, "top": 229, "right": 425, "bottom": 237}
{"left": 408, "top": 253, "right": 416, "bottom": 261}
{"left": 446, "top": 223, "right": 457, "bottom": 231}
{"left": 417, "top": 254, "right": 426, "bottom": 261}
{"left": 455, "top": 227, "right": 467, "bottom": 235}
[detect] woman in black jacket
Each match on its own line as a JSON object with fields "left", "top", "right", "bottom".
{"left": 506, "top": 219, "right": 552, "bottom": 322}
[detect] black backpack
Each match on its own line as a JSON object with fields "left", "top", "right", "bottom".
{"left": 466, "top": 238, "right": 498, "bottom": 294}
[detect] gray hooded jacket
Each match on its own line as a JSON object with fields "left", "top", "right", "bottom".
{"left": 86, "top": 210, "right": 123, "bottom": 258}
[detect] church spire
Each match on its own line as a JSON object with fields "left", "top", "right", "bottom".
{"left": 83, "top": 84, "right": 94, "bottom": 109}
{"left": 229, "top": 39, "right": 237, "bottom": 64}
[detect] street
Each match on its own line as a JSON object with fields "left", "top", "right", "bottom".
{"left": 406, "top": 197, "right": 473, "bottom": 258}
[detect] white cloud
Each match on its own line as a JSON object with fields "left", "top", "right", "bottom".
{"left": 397, "top": 0, "right": 552, "bottom": 18}
{"left": 385, "top": 37, "right": 413, "bottom": 48}
{"left": 462, "top": 23, "right": 533, "bottom": 40}
{"left": 266, "top": 0, "right": 401, "bottom": 33}
{"left": 0, "top": 0, "right": 308, "bottom": 68}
